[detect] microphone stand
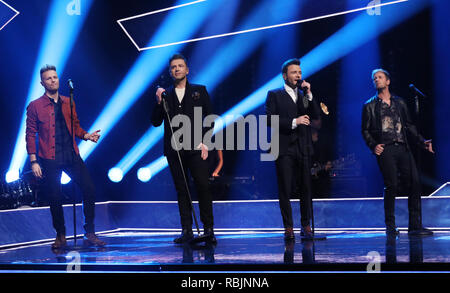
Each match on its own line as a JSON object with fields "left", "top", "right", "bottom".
{"left": 160, "top": 95, "right": 209, "bottom": 243}
{"left": 68, "top": 84, "right": 80, "bottom": 249}
{"left": 298, "top": 85, "right": 326, "bottom": 242}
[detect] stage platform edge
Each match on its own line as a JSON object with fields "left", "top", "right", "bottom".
{"left": 1, "top": 196, "right": 450, "bottom": 248}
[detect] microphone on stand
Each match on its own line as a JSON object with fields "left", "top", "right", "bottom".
{"left": 66, "top": 78, "right": 78, "bottom": 246}
{"left": 68, "top": 79, "right": 74, "bottom": 106}
{"left": 409, "top": 84, "right": 426, "bottom": 98}
{"left": 68, "top": 79, "right": 74, "bottom": 91}
{"left": 157, "top": 86, "right": 169, "bottom": 112}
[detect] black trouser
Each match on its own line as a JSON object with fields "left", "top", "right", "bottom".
{"left": 376, "top": 143, "right": 422, "bottom": 230}
{"left": 40, "top": 155, "right": 96, "bottom": 235}
{"left": 166, "top": 151, "right": 214, "bottom": 230}
{"left": 275, "top": 142, "right": 312, "bottom": 229}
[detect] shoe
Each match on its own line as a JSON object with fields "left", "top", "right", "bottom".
{"left": 190, "top": 228, "right": 218, "bottom": 244}
{"left": 83, "top": 233, "right": 106, "bottom": 246}
{"left": 51, "top": 234, "right": 67, "bottom": 249}
{"left": 408, "top": 227, "right": 434, "bottom": 237}
{"left": 386, "top": 226, "right": 400, "bottom": 236}
{"left": 300, "top": 225, "right": 313, "bottom": 239}
{"left": 203, "top": 227, "right": 217, "bottom": 244}
{"left": 284, "top": 227, "right": 295, "bottom": 241}
{"left": 174, "top": 229, "right": 194, "bottom": 244}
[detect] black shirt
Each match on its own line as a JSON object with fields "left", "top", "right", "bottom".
{"left": 49, "top": 96, "right": 75, "bottom": 164}
{"left": 379, "top": 98, "right": 405, "bottom": 144}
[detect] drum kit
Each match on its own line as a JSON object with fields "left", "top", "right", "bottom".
{"left": 0, "top": 171, "right": 41, "bottom": 210}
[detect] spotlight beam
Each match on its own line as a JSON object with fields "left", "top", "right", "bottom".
{"left": 6, "top": 0, "right": 93, "bottom": 182}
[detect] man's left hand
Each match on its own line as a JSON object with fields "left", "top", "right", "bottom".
{"left": 197, "top": 143, "right": 208, "bottom": 160}
{"left": 300, "top": 80, "right": 312, "bottom": 95}
{"left": 424, "top": 139, "right": 434, "bottom": 153}
{"left": 85, "top": 129, "right": 101, "bottom": 143}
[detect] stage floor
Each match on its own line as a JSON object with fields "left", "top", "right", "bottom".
{"left": 1, "top": 229, "right": 450, "bottom": 273}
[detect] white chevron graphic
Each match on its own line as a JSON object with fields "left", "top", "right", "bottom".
{"left": 0, "top": 0, "right": 19, "bottom": 31}
{"left": 117, "top": 0, "right": 408, "bottom": 52}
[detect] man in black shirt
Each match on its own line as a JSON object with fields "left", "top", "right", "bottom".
{"left": 361, "top": 69, "right": 434, "bottom": 236}
{"left": 26, "top": 65, "right": 106, "bottom": 249}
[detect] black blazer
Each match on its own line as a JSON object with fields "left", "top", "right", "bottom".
{"left": 265, "top": 87, "right": 321, "bottom": 157}
{"left": 151, "top": 81, "right": 214, "bottom": 156}
{"left": 361, "top": 95, "right": 425, "bottom": 152}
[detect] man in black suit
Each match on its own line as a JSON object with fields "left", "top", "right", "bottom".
{"left": 151, "top": 53, "right": 216, "bottom": 244}
{"left": 265, "top": 58, "right": 321, "bottom": 240}
{"left": 361, "top": 68, "right": 434, "bottom": 236}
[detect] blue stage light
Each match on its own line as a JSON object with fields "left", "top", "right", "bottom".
{"left": 137, "top": 156, "right": 168, "bottom": 183}
{"left": 108, "top": 167, "right": 123, "bottom": 183}
{"left": 6, "top": 0, "right": 93, "bottom": 183}
{"left": 137, "top": 167, "right": 151, "bottom": 183}
{"left": 140, "top": 0, "right": 430, "bottom": 181}
{"left": 61, "top": 172, "right": 71, "bottom": 185}
{"left": 111, "top": 127, "right": 164, "bottom": 180}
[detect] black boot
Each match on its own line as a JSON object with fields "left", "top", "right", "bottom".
{"left": 174, "top": 229, "right": 194, "bottom": 244}
{"left": 408, "top": 227, "right": 433, "bottom": 237}
{"left": 204, "top": 227, "right": 217, "bottom": 244}
{"left": 190, "top": 227, "right": 217, "bottom": 244}
{"left": 386, "top": 226, "right": 400, "bottom": 236}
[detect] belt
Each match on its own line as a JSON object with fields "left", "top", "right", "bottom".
{"left": 385, "top": 141, "right": 405, "bottom": 146}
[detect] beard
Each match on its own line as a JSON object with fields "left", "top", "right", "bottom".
{"left": 46, "top": 87, "right": 59, "bottom": 94}
{"left": 285, "top": 79, "right": 300, "bottom": 90}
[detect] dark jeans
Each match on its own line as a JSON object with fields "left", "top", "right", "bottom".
{"left": 40, "top": 155, "right": 96, "bottom": 235}
{"left": 275, "top": 142, "right": 312, "bottom": 229}
{"left": 376, "top": 143, "right": 422, "bottom": 230}
{"left": 166, "top": 151, "right": 214, "bottom": 230}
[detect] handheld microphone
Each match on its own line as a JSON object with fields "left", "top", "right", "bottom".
{"left": 298, "top": 79, "right": 309, "bottom": 93}
{"left": 68, "top": 79, "right": 74, "bottom": 91}
{"left": 409, "top": 84, "right": 426, "bottom": 98}
{"left": 157, "top": 85, "right": 169, "bottom": 112}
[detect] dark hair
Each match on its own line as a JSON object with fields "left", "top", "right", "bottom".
{"left": 169, "top": 53, "right": 188, "bottom": 67}
{"left": 40, "top": 64, "right": 56, "bottom": 78}
{"left": 371, "top": 68, "right": 391, "bottom": 81}
{"left": 281, "top": 58, "right": 300, "bottom": 74}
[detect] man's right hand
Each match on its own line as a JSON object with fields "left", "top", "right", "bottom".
{"left": 296, "top": 115, "right": 310, "bottom": 126}
{"left": 156, "top": 87, "right": 166, "bottom": 104}
{"left": 32, "top": 162, "right": 43, "bottom": 179}
{"left": 374, "top": 144, "right": 385, "bottom": 156}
